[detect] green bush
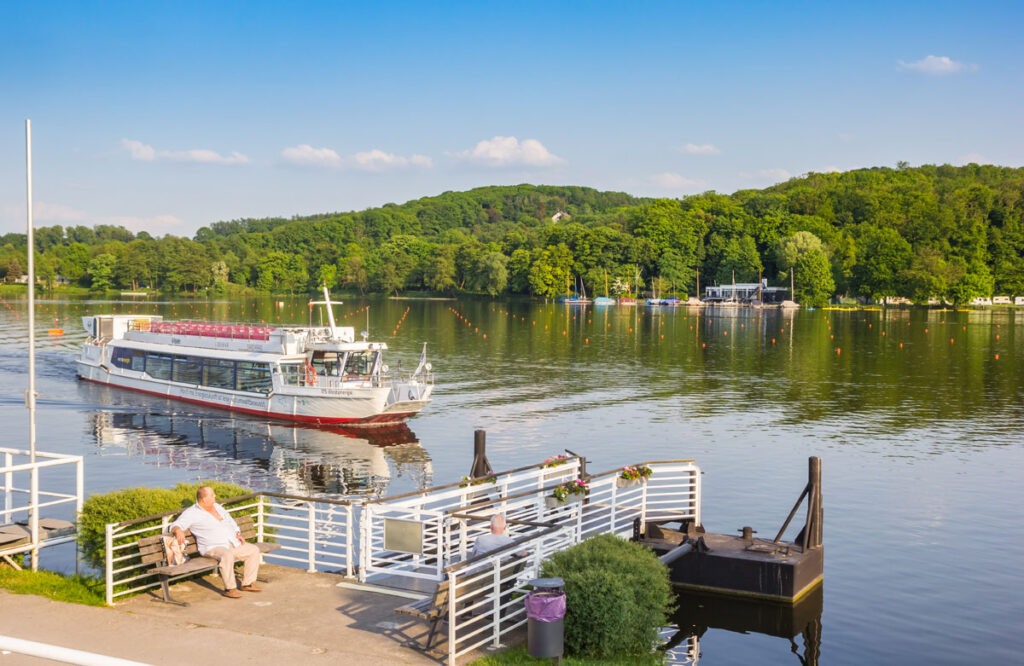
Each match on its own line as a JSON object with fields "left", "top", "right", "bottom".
{"left": 77, "top": 481, "right": 252, "bottom": 571}
{"left": 541, "top": 533, "right": 674, "bottom": 660}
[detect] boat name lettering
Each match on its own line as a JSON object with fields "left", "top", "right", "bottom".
{"left": 179, "top": 387, "right": 265, "bottom": 408}
{"left": 319, "top": 388, "right": 355, "bottom": 396}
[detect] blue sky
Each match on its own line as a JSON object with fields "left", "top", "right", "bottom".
{"left": 2, "top": 1, "right": 1021, "bottom": 235}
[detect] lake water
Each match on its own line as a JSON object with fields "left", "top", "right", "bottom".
{"left": 1, "top": 295, "right": 1022, "bottom": 664}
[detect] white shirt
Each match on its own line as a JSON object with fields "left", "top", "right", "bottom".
{"left": 470, "top": 532, "right": 515, "bottom": 559}
{"left": 169, "top": 503, "right": 241, "bottom": 555}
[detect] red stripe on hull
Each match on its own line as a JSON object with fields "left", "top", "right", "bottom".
{"left": 78, "top": 375, "right": 414, "bottom": 426}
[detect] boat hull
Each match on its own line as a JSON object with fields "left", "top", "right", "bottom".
{"left": 76, "top": 360, "right": 426, "bottom": 426}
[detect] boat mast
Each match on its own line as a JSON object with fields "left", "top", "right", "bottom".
{"left": 25, "top": 119, "right": 36, "bottom": 463}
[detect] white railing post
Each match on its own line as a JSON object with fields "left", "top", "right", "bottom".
{"left": 640, "top": 473, "right": 648, "bottom": 527}
{"left": 345, "top": 504, "right": 353, "bottom": 578}
{"left": 104, "top": 523, "right": 114, "bottom": 606}
{"left": 447, "top": 571, "right": 457, "bottom": 666}
{"left": 491, "top": 559, "right": 502, "bottom": 648}
{"left": 29, "top": 466, "right": 39, "bottom": 571}
{"left": 358, "top": 504, "right": 370, "bottom": 582}
{"left": 257, "top": 495, "right": 265, "bottom": 543}
{"left": 307, "top": 502, "right": 316, "bottom": 572}
{"left": 610, "top": 479, "right": 618, "bottom": 534}
{"left": 4, "top": 452, "right": 12, "bottom": 524}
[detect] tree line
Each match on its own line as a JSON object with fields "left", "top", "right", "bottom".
{"left": 1, "top": 166, "right": 1022, "bottom": 306}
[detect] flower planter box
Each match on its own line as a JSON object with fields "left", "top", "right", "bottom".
{"left": 616, "top": 477, "right": 645, "bottom": 489}
{"left": 545, "top": 494, "right": 584, "bottom": 510}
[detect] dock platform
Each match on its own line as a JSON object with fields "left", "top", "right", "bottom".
{"left": 0, "top": 564, "right": 498, "bottom": 664}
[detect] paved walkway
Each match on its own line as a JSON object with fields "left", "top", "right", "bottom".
{"left": 0, "top": 565, "right": 482, "bottom": 665}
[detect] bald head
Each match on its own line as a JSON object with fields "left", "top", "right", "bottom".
{"left": 490, "top": 514, "right": 507, "bottom": 535}
{"left": 196, "top": 486, "right": 215, "bottom": 507}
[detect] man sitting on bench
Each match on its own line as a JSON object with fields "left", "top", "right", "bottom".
{"left": 470, "top": 514, "right": 517, "bottom": 559}
{"left": 170, "top": 486, "right": 262, "bottom": 599}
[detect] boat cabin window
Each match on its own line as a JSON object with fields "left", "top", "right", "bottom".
{"left": 203, "top": 359, "right": 236, "bottom": 390}
{"left": 111, "top": 347, "right": 146, "bottom": 372}
{"left": 140, "top": 351, "right": 271, "bottom": 393}
{"left": 172, "top": 355, "right": 203, "bottom": 384}
{"left": 343, "top": 350, "right": 377, "bottom": 378}
{"left": 311, "top": 351, "right": 342, "bottom": 377}
{"left": 235, "top": 362, "right": 272, "bottom": 393}
{"left": 279, "top": 362, "right": 310, "bottom": 387}
{"left": 146, "top": 353, "right": 173, "bottom": 380}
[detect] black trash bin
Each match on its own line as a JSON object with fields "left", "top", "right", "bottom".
{"left": 525, "top": 577, "right": 566, "bottom": 660}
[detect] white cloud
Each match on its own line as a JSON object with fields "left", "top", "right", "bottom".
{"left": 740, "top": 168, "right": 793, "bottom": 184}
{"left": 121, "top": 139, "right": 249, "bottom": 164}
{"left": 280, "top": 144, "right": 343, "bottom": 168}
{"left": 819, "top": 166, "right": 841, "bottom": 173}
{"left": 650, "top": 173, "right": 707, "bottom": 191}
{"left": 453, "top": 136, "right": 565, "bottom": 167}
{"left": 957, "top": 152, "right": 991, "bottom": 165}
{"left": 351, "top": 149, "right": 433, "bottom": 171}
{"left": 678, "top": 143, "right": 720, "bottom": 155}
{"left": 121, "top": 139, "right": 156, "bottom": 161}
{"left": 897, "top": 55, "right": 977, "bottom": 75}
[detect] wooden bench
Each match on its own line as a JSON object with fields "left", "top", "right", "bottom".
{"left": 394, "top": 580, "right": 451, "bottom": 650}
{"left": 394, "top": 557, "right": 527, "bottom": 651}
{"left": 137, "top": 514, "right": 280, "bottom": 606}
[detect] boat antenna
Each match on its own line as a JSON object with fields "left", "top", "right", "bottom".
{"left": 322, "top": 282, "right": 338, "bottom": 337}
{"left": 25, "top": 119, "right": 36, "bottom": 463}
{"left": 309, "top": 282, "right": 343, "bottom": 338}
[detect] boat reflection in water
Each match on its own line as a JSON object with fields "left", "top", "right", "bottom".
{"left": 90, "top": 405, "right": 433, "bottom": 498}
{"left": 662, "top": 586, "right": 823, "bottom": 665}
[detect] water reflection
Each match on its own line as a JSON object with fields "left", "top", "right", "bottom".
{"left": 89, "top": 409, "right": 432, "bottom": 497}
{"left": 664, "top": 586, "right": 823, "bottom": 665}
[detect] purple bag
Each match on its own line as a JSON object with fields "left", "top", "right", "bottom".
{"left": 525, "top": 591, "right": 566, "bottom": 622}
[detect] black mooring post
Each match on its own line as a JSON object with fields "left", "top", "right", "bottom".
{"left": 807, "top": 456, "right": 822, "bottom": 549}
{"left": 470, "top": 429, "right": 493, "bottom": 478}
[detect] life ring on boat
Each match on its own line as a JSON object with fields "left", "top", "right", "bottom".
{"left": 305, "top": 362, "right": 318, "bottom": 386}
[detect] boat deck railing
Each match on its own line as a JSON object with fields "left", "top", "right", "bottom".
{"left": 1, "top": 447, "right": 84, "bottom": 569}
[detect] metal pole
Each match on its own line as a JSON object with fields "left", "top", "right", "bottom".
{"left": 26, "top": 119, "right": 36, "bottom": 464}
{"left": 105, "top": 523, "right": 114, "bottom": 605}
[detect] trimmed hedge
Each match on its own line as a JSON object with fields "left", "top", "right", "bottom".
{"left": 77, "top": 481, "right": 252, "bottom": 571}
{"left": 541, "top": 533, "right": 674, "bottom": 659}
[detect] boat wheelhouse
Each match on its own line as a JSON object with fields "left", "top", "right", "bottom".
{"left": 75, "top": 288, "right": 433, "bottom": 426}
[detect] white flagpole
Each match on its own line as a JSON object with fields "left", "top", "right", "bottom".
{"left": 26, "top": 119, "right": 36, "bottom": 463}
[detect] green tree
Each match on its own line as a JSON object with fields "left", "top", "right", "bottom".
{"left": 87, "top": 253, "right": 117, "bottom": 291}
{"left": 715, "top": 235, "right": 762, "bottom": 284}
{"left": 473, "top": 251, "right": 509, "bottom": 296}
{"left": 852, "top": 227, "right": 913, "bottom": 301}
{"left": 793, "top": 249, "right": 835, "bottom": 306}
{"left": 773, "top": 231, "right": 826, "bottom": 278}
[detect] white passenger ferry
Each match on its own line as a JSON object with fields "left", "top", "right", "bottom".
{"left": 75, "top": 288, "right": 433, "bottom": 425}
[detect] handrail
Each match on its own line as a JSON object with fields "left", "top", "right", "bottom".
{"left": 111, "top": 491, "right": 355, "bottom": 529}
{"left": 368, "top": 457, "right": 581, "bottom": 505}
{"left": 441, "top": 476, "right": 588, "bottom": 515}
{"left": 583, "top": 459, "right": 696, "bottom": 480}
{"left": 444, "top": 524, "right": 562, "bottom": 574}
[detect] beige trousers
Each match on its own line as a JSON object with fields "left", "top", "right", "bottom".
{"left": 205, "top": 542, "right": 260, "bottom": 590}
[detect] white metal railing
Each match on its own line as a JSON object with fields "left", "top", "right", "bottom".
{"left": 103, "top": 492, "right": 355, "bottom": 605}
{"left": 359, "top": 458, "right": 581, "bottom": 582}
{"left": 439, "top": 460, "right": 700, "bottom": 665}
{"left": 0, "top": 447, "right": 84, "bottom": 570}
{"left": 444, "top": 520, "right": 573, "bottom": 664}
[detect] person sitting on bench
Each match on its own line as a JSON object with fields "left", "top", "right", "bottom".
{"left": 169, "top": 486, "right": 262, "bottom": 599}
{"left": 470, "top": 514, "right": 517, "bottom": 559}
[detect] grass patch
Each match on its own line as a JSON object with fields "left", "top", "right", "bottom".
{"left": 469, "top": 645, "right": 663, "bottom": 665}
{"left": 0, "top": 567, "right": 106, "bottom": 607}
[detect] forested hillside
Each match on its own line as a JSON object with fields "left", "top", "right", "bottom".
{"left": 2, "top": 165, "right": 1023, "bottom": 305}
